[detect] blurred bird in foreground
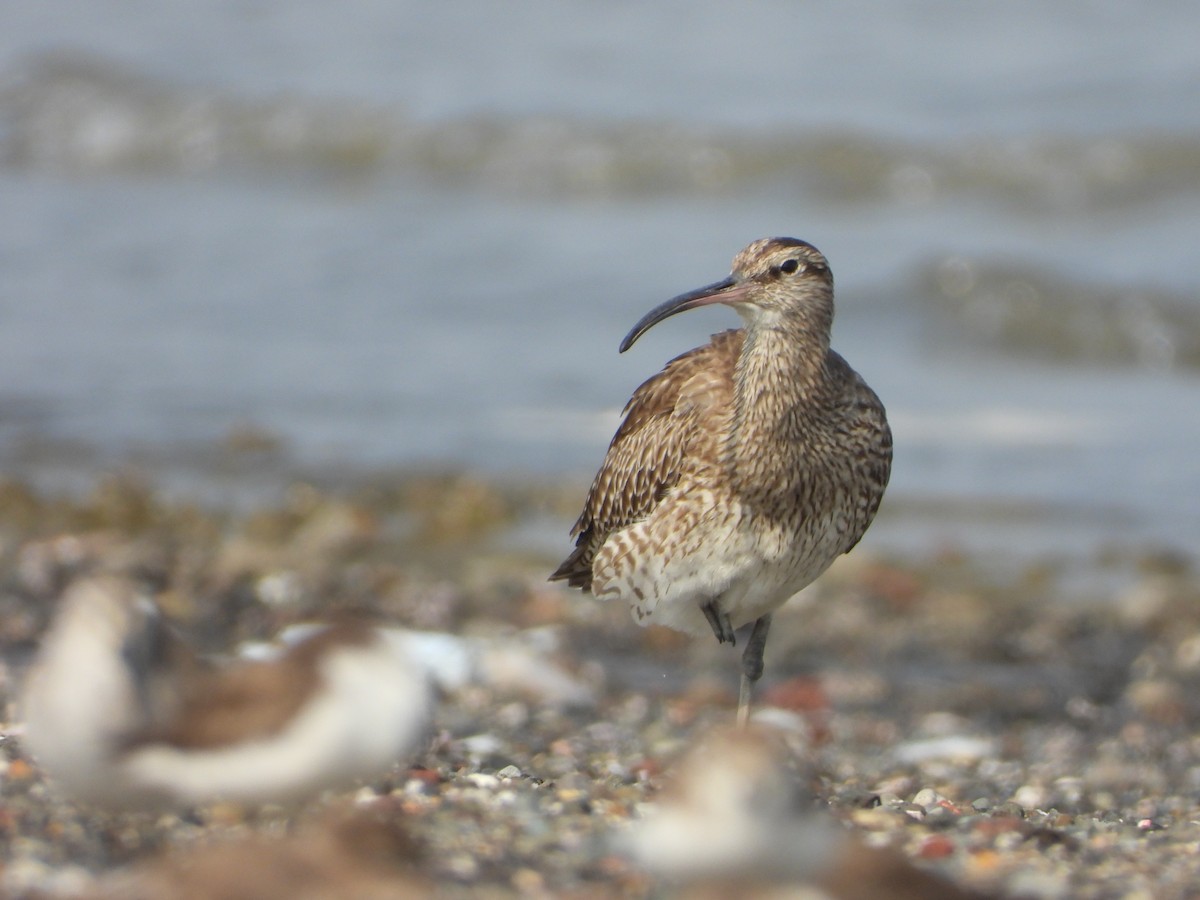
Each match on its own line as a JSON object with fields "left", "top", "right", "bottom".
{"left": 20, "top": 575, "right": 432, "bottom": 809}
{"left": 553, "top": 238, "right": 892, "bottom": 723}
{"left": 91, "top": 803, "right": 430, "bottom": 900}
{"left": 625, "top": 726, "right": 993, "bottom": 900}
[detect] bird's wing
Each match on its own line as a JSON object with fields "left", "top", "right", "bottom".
{"left": 551, "top": 330, "right": 741, "bottom": 589}
{"left": 824, "top": 352, "right": 894, "bottom": 556}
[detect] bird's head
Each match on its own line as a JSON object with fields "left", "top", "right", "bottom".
{"left": 619, "top": 237, "right": 834, "bottom": 353}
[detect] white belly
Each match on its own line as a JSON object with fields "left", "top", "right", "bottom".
{"left": 591, "top": 491, "right": 851, "bottom": 638}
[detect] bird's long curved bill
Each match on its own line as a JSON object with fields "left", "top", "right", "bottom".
{"left": 619, "top": 276, "right": 753, "bottom": 352}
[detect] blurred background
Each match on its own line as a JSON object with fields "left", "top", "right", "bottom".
{"left": 0, "top": 0, "right": 1197, "bottom": 567}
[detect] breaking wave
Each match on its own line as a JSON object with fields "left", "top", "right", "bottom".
{"left": 4, "top": 52, "right": 1200, "bottom": 210}
{"left": 921, "top": 257, "right": 1200, "bottom": 370}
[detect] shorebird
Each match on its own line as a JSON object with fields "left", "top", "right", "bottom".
{"left": 20, "top": 576, "right": 432, "bottom": 809}
{"left": 626, "top": 726, "right": 992, "bottom": 899}
{"left": 98, "top": 805, "right": 431, "bottom": 899}
{"left": 551, "top": 237, "right": 891, "bottom": 724}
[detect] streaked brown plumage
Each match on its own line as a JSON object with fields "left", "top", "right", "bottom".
{"left": 551, "top": 237, "right": 892, "bottom": 722}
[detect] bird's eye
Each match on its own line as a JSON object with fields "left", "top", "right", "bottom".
{"left": 779, "top": 258, "right": 801, "bottom": 274}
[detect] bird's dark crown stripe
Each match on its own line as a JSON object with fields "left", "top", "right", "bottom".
{"left": 763, "top": 237, "right": 815, "bottom": 252}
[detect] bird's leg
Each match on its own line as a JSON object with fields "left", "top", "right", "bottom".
{"left": 737, "top": 614, "right": 772, "bottom": 727}
{"left": 701, "top": 601, "right": 736, "bottom": 645}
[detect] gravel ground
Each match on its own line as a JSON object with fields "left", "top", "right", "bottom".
{"left": 1, "top": 470, "right": 1199, "bottom": 898}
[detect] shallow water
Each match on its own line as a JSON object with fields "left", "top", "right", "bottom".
{"left": 0, "top": 2, "right": 1198, "bottom": 561}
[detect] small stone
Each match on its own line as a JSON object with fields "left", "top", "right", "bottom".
{"left": 1011, "top": 784, "right": 1046, "bottom": 809}
{"left": 971, "top": 797, "right": 993, "bottom": 812}
{"left": 205, "top": 803, "right": 246, "bottom": 826}
{"left": 1007, "top": 869, "right": 1071, "bottom": 899}
{"left": 549, "top": 739, "right": 575, "bottom": 757}
{"left": 493, "top": 788, "right": 518, "bottom": 807}
{"left": 497, "top": 765, "right": 523, "bottom": 780}
{"left": 894, "top": 735, "right": 996, "bottom": 764}
{"left": 899, "top": 802, "right": 926, "bottom": 821}
{"left": 406, "top": 767, "right": 442, "bottom": 786}
{"left": 555, "top": 772, "right": 590, "bottom": 792}
{"left": 850, "top": 807, "right": 900, "bottom": 830}
{"left": 911, "top": 787, "right": 944, "bottom": 810}
{"left": 459, "top": 733, "right": 505, "bottom": 757}
{"left": 917, "top": 834, "right": 956, "bottom": 859}
{"left": 255, "top": 571, "right": 304, "bottom": 608}
{"left": 924, "top": 804, "right": 959, "bottom": 827}
{"left": 1173, "top": 632, "right": 1200, "bottom": 672}
{"left": 1124, "top": 678, "right": 1186, "bottom": 724}
{"left": 5, "top": 758, "right": 34, "bottom": 781}
{"left": 968, "top": 848, "right": 1002, "bottom": 874}
{"left": 444, "top": 853, "right": 480, "bottom": 880}
{"left": 837, "top": 788, "right": 882, "bottom": 809}
{"left": 511, "top": 868, "right": 545, "bottom": 892}
{"left": 992, "top": 801, "right": 1026, "bottom": 819}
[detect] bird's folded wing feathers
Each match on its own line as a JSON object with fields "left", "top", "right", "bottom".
{"left": 551, "top": 331, "right": 741, "bottom": 586}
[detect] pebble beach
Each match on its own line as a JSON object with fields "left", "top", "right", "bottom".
{"left": 1, "top": 466, "right": 1198, "bottom": 899}
{"left": 3, "top": 2, "right": 1200, "bottom": 897}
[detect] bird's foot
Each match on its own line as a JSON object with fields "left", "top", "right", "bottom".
{"left": 701, "top": 601, "right": 736, "bottom": 645}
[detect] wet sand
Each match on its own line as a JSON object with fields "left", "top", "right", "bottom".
{"left": 1, "top": 468, "right": 1199, "bottom": 898}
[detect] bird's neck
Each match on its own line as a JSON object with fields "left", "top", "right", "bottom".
{"left": 728, "top": 314, "right": 832, "bottom": 476}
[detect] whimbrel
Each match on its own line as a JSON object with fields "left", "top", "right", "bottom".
{"left": 551, "top": 238, "right": 892, "bottom": 724}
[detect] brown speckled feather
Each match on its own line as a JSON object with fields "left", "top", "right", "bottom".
{"left": 551, "top": 237, "right": 890, "bottom": 724}
{"left": 552, "top": 236, "right": 891, "bottom": 669}
{"left": 550, "top": 329, "right": 742, "bottom": 589}
{"left": 126, "top": 623, "right": 378, "bottom": 751}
